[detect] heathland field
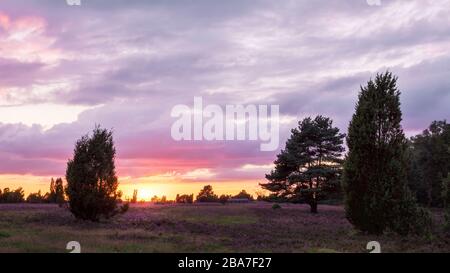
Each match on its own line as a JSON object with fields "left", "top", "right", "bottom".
{"left": 0, "top": 203, "right": 449, "bottom": 253}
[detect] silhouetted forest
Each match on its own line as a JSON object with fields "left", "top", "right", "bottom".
{"left": 0, "top": 177, "right": 64, "bottom": 204}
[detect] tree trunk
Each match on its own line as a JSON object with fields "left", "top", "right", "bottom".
{"left": 310, "top": 200, "right": 318, "bottom": 214}
{"left": 428, "top": 180, "right": 433, "bottom": 208}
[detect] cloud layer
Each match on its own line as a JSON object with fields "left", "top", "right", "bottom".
{"left": 0, "top": 0, "right": 449, "bottom": 191}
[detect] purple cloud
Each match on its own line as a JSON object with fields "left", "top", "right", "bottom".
{"left": 0, "top": 0, "right": 449, "bottom": 186}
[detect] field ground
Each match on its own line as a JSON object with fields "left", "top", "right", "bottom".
{"left": 0, "top": 202, "right": 449, "bottom": 253}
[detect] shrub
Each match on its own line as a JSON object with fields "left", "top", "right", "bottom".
{"left": 26, "top": 191, "right": 47, "bottom": 203}
{"left": 390, "top": 189, "right": 432, "bottom": 236}
{"left": 272, "top": 203, "right": 281, "bottom": 210}
{"left": 120, "top": 203, "right": 130, "bottom": 214}
{"left": 0, "top": 187, "right": 25, "bottom": 203}
{"left": 219, "top": 194, "right": 230, "bottom": 204}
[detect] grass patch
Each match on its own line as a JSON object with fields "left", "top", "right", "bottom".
{"left": 272, "top": 204, "right": 282, "bottom": 210}
{"left": 1, "top": 203, "right": 449, "bottom": 253}
{"left": 180, "top": 214, "right": 258, "bottom": 225}
{"left": 0, "top": 231, "right": 11, "bottom": 238}
{"left": 307, "top": 248, "right": 341, "bottom": 253}
{"left": 163, "top": 206, "right": 259, "bottom": 226}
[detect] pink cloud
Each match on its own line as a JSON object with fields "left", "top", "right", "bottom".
{"left": 0, "top": 0, "right": 449, "bottom": 190}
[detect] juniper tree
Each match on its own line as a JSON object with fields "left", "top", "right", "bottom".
{"left": 343, "top": 72, "right": 431, "bottom": 235}
{"left": 261, "top": 116, "right": 345, "bottom": 213}
{"left": 66, "top": 126, "right": 123, "bottom": 221}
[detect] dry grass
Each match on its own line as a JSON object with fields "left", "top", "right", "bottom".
{"left": 0, "top": 203, "right": 449, "bottom": 253}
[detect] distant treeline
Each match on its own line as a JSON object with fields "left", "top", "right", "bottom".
{"left": 0, "top": 187, "right": 24, "bottom": 203}
{"left": 128, "top": 185, "right": 255, "bottom": 204}
{"left": 0, "top": 178, "right": 65, "bottom": 204}
{"left": 2, "top": 122, "right": 447, "bottom": 209}
{"left": 0, "top": 182, "right": 255, "bottom": 205}
{"left": 1, "top": 118, "right": 448, "bottom": 211}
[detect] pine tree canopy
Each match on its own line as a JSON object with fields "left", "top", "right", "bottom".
{"left": 261, "top": 115, "right": 345, "bottom": 213}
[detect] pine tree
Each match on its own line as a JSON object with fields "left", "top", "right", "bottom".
{"left": 261, "top": 116, "right": 345, "bottom": 213}
{"left": 343, "top": 72, "right": 430, "bottom": 235}
{"left": 66, "top": 126, "right": 124, "bottom": 221}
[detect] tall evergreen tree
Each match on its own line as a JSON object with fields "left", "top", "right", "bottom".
{"left": 261, "top": 116, "right": 345, "bottom": 213}
{"left": 343, "top": 72, "right": 430, "bottom": 235}
{"left": 66, "top": 126, "right": 123, "bottom": 221}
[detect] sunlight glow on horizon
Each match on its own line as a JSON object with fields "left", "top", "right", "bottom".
{"left": 0, "top": 174, "right": 265, "bottom": 201}
{"left": 1, "top": 1, "right": 448, "bottom": 204}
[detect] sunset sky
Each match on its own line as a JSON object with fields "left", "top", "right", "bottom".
{"left": 1, "top": 0, "right": 449, "bottom": 200}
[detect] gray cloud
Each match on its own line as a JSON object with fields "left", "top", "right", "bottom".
{"left": 0, "top": 0, "right": 449, "bottom": 179}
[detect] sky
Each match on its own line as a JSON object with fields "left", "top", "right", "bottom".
{"left": 0, "top": 0, "right": 449, "bottom": 200}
